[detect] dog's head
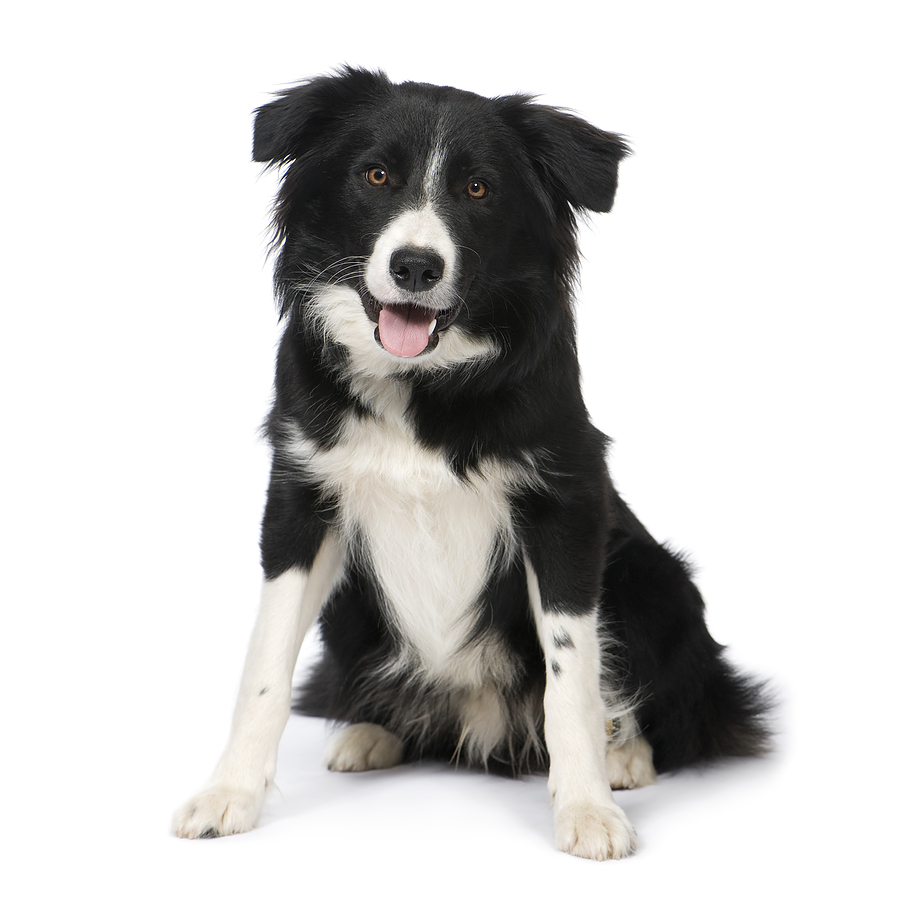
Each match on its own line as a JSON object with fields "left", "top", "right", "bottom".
{"left": 254, "top": 68, "right": 628, "bottom": 376}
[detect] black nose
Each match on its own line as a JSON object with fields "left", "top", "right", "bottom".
{"left": 389, "top": 248, "right": 444, "bottom": 292}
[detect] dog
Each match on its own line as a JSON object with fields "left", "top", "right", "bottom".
{"left": 173, "top": 67, "right": 770, "bottom": 860}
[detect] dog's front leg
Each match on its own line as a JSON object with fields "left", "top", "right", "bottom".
{"left": 524, "top": 556, "right": 636, "bottom": 860}
{"left": 173, "top": 531, "right": 343, "bottom": 839}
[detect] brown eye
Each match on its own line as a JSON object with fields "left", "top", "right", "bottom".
{"left": 366, "top": 167, "right": 388, "bottom": 186}
{"left": 466, "top": 180, "right": 488, "bottom": 199}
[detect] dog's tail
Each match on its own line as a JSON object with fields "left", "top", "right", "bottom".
{"left": 603, "top": 497, "right": 774, "bottom": 773}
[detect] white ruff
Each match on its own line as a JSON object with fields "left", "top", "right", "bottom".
{"left": 286, "top": 398, "right": 532, "bottom": 687}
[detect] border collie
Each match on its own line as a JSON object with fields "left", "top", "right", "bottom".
{"left": 173, "top": 67, "right": 770, "bottom": 860}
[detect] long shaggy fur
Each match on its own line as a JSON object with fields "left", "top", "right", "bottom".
{"left": 172, "top": 68, "right": 771, "bottom": 857}
{"left": 254, "top": 68, "right": 771, "bottom": 773}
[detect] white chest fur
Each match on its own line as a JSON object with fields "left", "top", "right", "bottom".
{"left": 287, "top": 385, "right": 526, "bottom": 685}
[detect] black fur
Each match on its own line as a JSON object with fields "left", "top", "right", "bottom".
{"left": 254, "top": 67, "right": 770, "bottom": 775}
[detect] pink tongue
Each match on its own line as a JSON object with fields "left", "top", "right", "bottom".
{"left": 378, "top": 305, "right": 436, "bottom": 358}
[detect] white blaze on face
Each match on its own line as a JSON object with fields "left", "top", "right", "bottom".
{"left": 363, "top": 144, "right": 458, "bottom": 358}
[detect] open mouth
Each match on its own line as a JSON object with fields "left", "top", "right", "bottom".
{"left": 361, "top": 292, "right": 461, "bottom": 359}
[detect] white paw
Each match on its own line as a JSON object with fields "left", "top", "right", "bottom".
{"left": 607, "top": 736, "right": 657, "bottom": 790}
{"left": 325, "top": 723, "right": 404, "bottom": 772}
{"left": 172, "top": 783, "right": 266, "bottom": 839}
{"left": 554, "top": 801, "right": 637, "bottom": 860}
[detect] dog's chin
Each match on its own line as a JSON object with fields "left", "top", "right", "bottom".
{"left": 360, "top": 289, "right": 463, "bottom": 359}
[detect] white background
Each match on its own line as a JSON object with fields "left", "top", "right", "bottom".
{"left": 2, "top": 1, "right": 897, "bottom": 896}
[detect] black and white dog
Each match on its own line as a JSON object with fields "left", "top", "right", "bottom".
{"left": 173, "top": 68, "right": 770, "bottom": 859}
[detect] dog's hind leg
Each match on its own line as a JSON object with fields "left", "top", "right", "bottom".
{"left": 324, "top": 723, "right": 405, "bottom": 772}
{"left": 606, "top": 735, "right": 657, "bottom": 790}
{"left": 173, "top": 532, "right": 344, "bottom": 839}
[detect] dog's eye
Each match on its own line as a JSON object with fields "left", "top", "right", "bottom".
{"left": 366, "top": 167, "right": 389, "bottom": 186}
{"left": 466, "top": 180, "right": 488, "bottom": 200}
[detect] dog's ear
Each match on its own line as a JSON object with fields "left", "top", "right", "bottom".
{"left": 253, "top": 67, "right": 390, "bottom": 164}
{"left": 252, "top": 91, "right": 309, "bottom": 164}
{"left": 500, "top": 99, "right": 629, "bottom": 213}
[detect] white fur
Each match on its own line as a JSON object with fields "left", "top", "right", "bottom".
{"left": 285, "top": 388, "right": 532, "bottom": 689}
{"left": 364, "top": 203, "right": 458, "bottom": 309}
{"left": 525, "top": 558, "right": 637, "bottom": 860}
{"left": 607, "top": 736, "right": 657, "bottom": 790}
{"left": 423, "top": 143, "right": 448, "bottom": 200}
{"left": 308, "top": 284, "right": 497, "bottom": 381}
{"left": 325, "top": 723, "right": 405, "bottom": 772}
{"left": 455, "top": 686, "right": 510, "bottom": 762}
{"left": 173, "top": 534, "right": 344, "bottom": 838}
